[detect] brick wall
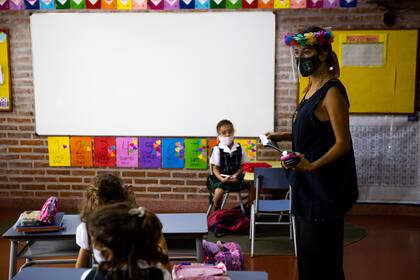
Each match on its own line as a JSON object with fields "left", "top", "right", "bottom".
{"left": 1, "top": 0, "right": 420, "bottom": 212}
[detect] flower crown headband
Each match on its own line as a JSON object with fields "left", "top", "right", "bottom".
{"left": 283, "top": 30, "right": 334, "bottom": 47}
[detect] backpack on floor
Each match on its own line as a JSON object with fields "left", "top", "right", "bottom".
{"left": 39, "top": 196, "right": 59, "bottom": 225}
{"left": 202, "top": 240, "right": 245, "bottom": 271}
{"left": 172, "top": 262, "right": 230, "bottom": 280}
{"left": 208, "top": 206, "right": 249, "bottom": 237}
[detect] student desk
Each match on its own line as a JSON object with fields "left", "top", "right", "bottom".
{"left": 3, "top": 213, "right": 207, "bottom": 279}
{"left": 11, "top": 267, "right": 269, "bottom": 280}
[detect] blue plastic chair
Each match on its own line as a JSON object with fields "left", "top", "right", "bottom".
{"left": 250, "top": 168, "right": 296, "bottom": 257}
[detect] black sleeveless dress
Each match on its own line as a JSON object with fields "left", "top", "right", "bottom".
{"left": 289, "top": 79, "right": 359, "bottom": 221}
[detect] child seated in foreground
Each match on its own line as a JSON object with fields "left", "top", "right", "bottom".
{"left": 81, "top": 202, "right": 171, "bottom": 280}
{"left": 207, "top": 119, "right": 248, "bottom": 210}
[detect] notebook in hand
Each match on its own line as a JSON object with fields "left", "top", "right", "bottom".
{"left": 15, "top": 212, "right": 65, "bottom": 233}
{"left": 259, "top": 134, "right": 282, "bottom": 153}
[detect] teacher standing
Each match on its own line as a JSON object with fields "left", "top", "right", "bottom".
{"left": 267, "top": 26, "right": 359, "bottom": 280}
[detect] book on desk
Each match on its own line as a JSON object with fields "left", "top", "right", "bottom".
{"left": 15, "top": 212, "right": 65, "bottom": 233}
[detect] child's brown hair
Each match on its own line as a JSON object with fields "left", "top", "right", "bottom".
{"left": 87, "top": 202, "right": 169, "bottom": 279}
{"left": 80, "top": 173, "right": 135, "bottom": 222}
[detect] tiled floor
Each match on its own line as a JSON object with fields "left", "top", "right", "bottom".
{"left": 1, "top": 209, "right": 419, "bottom": 280}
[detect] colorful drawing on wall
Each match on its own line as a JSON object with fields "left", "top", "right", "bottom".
{"left": 290, "top": 0, "right": 305, "bottom": 8}
{"left": 210, "top": 0, "right": 224, "bottom": 8}
{"left": 24, "top": 0, "right": 39, "bottom": 9}
{"left": 116, "top": 137, "right": 138, "bottom": 168}
{"left": 0, "top": 0, "right": 10, "bottom": 10}
{"left": 117, "top": 0, "right": 131, "bottom": 9}
{"left": 93, "top": 137, "right": 116, "bottom": 167}
{"left": 194, "top": 0, "right": 208, "bottom": 8}
{"left": 185, "top": 139, "right": 208, "bottom": 169}
{"left": 55, "top": 0, "right": 70, "bottom": 9}
{"left": 307, "top": 0, "right": 322, "bottom": 8}
{"left": 208, "top": 138, "right": 218, "bottom": 156}
{"left": 70, "top": 0, "right": 86, "bottom": 8}
{"left": 9, "top": 0, "right": 24, "bottom": 9}
{"left": 323, "top": 0, "right": 337, "bottom": 8}
{"left": 179, "top": 0, "right": 193, "bottom": 8}
{"left": 274, "top": 0, "right": 288, "bottom": 8}
{"left": 340, "top": 0, "right": 355, "bottom": 8}
{"left": 48, "top": 137, "right": 71, "bottom": 167}
{"left": 40, "top": 0, "right": 55, "bottom": 9}
{"left": 86, "top": 0, "right": 101, "bottom": 8}
{"left": 162, "top": 138, "right": 185, "bottom": 169}
{"left": 101, "top": 0, "right": 115, "bottom": 8}
{"left": 226, "top": 0, "right": 241, "bottom": 9}
{"left": 70, "top": 137, "right": 93, "bottom": 167}
{"left": 149, "top": 0, "right": 163, "bottom": 9}
{"left": 0, "top": 30, "right": 12, "bottom": 112}
{"left": 132, "top": 0, "right": 146, "bottom": 9}
{"left": 241, "top": 0, "right": 257, "bottom": 8}
{"left": 139, "top": 138, "right": 162, "bottom": 169}
{"left": 257, "top": 0, "right": 272, "bottom": 9}
{"left": 164, "top": 0, "right": 179, "bottom": 9}
{"left": 236, "top": 139, "right": 257, "bottom": 162}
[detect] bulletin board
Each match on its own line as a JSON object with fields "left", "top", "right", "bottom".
{"left": 299, "top": 30, "right": 418, "bottom": 114}
{"left": 0, "top": 29, "right": 12, "bottom": 112}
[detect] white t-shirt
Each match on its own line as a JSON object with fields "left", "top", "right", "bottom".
{"left": 209, "top": 142, "right": 248, "bottom": 170}
{"left": 76, "top": 222, "right": 104, "bottom": 264}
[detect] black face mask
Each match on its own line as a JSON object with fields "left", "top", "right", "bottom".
{"left": 296, "top": 55, "right": 322, "bottom": 77}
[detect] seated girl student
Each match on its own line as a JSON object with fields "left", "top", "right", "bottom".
{"left": 76, "top": 173, "right": 138, "bottom": 268}
{"left": 207, "top": 119, "right": 248, "bottom": 210}
{"left": 80, "top": 202, "right": 171, "bottom": 280}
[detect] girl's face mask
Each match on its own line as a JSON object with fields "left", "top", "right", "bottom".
{"left": 218, "top": 136, "right": 234, "bottom": 146}
{"left": 296, "top": 55, "right": 322, "bottom": 77}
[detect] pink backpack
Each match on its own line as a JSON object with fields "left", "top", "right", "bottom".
{"left": 207, "top": 206, "right": 249, "bottom": 237}
{"left": 39, "top": 196, "right": 59, "bottom": 225}
{"left": 203, "top": 240, "right": 245, "bottom": 271}
{"left": 172, "top": 263, "right": 229, "bottom": 280}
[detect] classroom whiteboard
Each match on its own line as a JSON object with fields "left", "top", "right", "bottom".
{"left": 30, "top": 12, "right": 275, "bottom": 137}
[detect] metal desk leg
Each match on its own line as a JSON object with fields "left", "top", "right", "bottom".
{"left": 195, "top": 238, "right": 203, "bottom": 262}
{"left": 9, "top": 240, "right": 17, "bottom": 280}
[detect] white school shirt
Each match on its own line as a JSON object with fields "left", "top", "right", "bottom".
{"left": 76, "top": 222, "right": 104, "bottom": 264}
{"left": 209, "top": 142, "right": 248, "bottom": 173}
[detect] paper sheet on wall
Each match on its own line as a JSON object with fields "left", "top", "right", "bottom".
{"left": 116, "top": 137, "right": 138, "bottom": 168}
{"left": 93, "top": 137, "right": 116, "bottom": 167}
{"left": 185, "top": 139, "right": 208, "bottom": 170}
{"left": 139, "top": 138, "right": 162, "bottom": 168}
{"left": 236, "top": 139, "right": 257, "bottom": 162}
{"left": 341, "top": 43, "right": 384, "bottom": 67}
{"left": 162, "top": 138, "right": 185, "bottom": 169}
{"left": 70, "top": 137, "right": 93, "bottom": 167}
{"left": 48, "top": 137, "right": 71, "bottom": 167}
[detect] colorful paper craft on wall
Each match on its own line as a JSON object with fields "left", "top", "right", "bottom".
{"left": 164, "top": 0, "right": 179, "bottom": 9}
{"left": 0, "top": 30, "right": 12, "bottom": 112}
{"left": 86, "top": 0, "right": 100, "bottom": 8}
{"left": 70, "top": 0, "right": 85, "bottom": 8}
{"left": 40, "top": 0, "right": 55, "bottom": 9}
{"left": 70, "top": 137, "right": 93, "bottom": 167}
{"left": 242, "top": 0, "right": 257, "bottom": 8}
{"left": 101, "top": 0, "right": 115, "bottom": 8}
{"left": 274, "top": 0, "right": 289, "bottom": 8}
{"left": 194, "top": 0, "right": 208, "bottom": 8}
{"left": 93, "top": 137, "right": 116, "bottom": 167}
{"left": 48, "top": 137, "right": 71, "bottom": 167}
{"left": 116, "top": 137, "right": 138, "bottom": 168}
{"left": 307, "top": 0, "right": 322, "bottom": 8}
{"left": 179, "top": 0, "right": 194, "bottom": 9}
{"left": 185, "top": 139, "right": 208, "bottom": 170}
{"left": 55, "top": 0, "right": 70, "bottom": 8}
{"left": 0, "top": 0, "right": 10, "bottom": 10}
{"left": 226, "top": 0, "right": 241, "bottom": 9}
{"left": 207, "top": 138, "right": 218, "bottom": 156}
{"left": 9, "top": 0, "right": 24, "bottom": 9}
{"left": 340, "top": 0, "right": 355, "bottom": 7}
{"left": 117, "top": 0, "right": 131, "bottom": 9}
{"left": 132, "top": 0, "right": 146, "bottom": 9}
{"left": 24, "top": 0, "right": 39, "bottom": 9}
{"left": 236, "top": 139, "right": 257, "bottom": 162}
{"left": 139, "top": 138, "right": 162, "bottom": 169}
{"left": 210, "top": 0, "right": 224, "bottom": 8}
{"left": 149, "top": 0, "right": 163, "bottom": 9}
{"left": 323, "top": 0, "right": 337, "bottom": 8}
{"left": 290, "top": 0, "right": 305, "bottom": 8}
{"left": 258, "top": 0, "right": 272, "bottom": 9}
{"left": 162, "top": 138, "right": 185, "bottom": 169}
